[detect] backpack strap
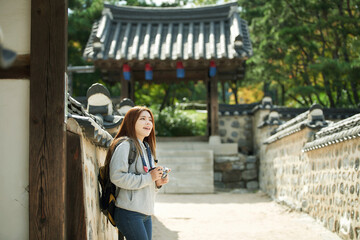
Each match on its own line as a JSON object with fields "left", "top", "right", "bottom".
{"left": 127, "top": 138, "right": 137, "bottom": 165}
{"left": 114, "top": 136, "right": 138, "bottom": 166}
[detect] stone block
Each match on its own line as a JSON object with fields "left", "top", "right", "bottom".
{"left": 231, "top": 131, "right": 238, "bottom": 138}
{"left": 237, "top": 138, "right": 248, "bottom": 147}
{"left": 214, "top": 172, "right": 222, "bottom": 182}
{"left": 219, "top": 129, "right": 226, "bottom": 137}
{"left": 214, "top": 155, "right": 240, "bottom": 163}
{"left": 242, "top": 170, "right": 258, "bottom": 180}
{"left": 232, "top": 161, "right": 246, "bottom": 170}
{"left": 238, "top": 153, "right": 246, "bottom": 162}
{"left": 225, "top": 181, "right": 246, "bottom": 189}
{"left": 231, "top": 120, "right": 240, "bottom": 128}
{"left": 209, "top": 135, "right": 221, "bottom": 144}
{"left": 214, "top": 182, "right": 226, "bottom": 189}
{"left": 246, "top": 156, "right": 257, "bottom": 163}
{"left": 214, "top": 162, "right": 232, "bottom": 171}
{"left": 211, "top": 143, "right": 238, "bottom": 155}
{"left": 222, "top": 170, "right": 242, "bottom": 182}
{"left": 226, "top": 138, "right": 235, "bottom": 143}
{"left": 246, "top": 163, "right": 256, "bottom": 170}
{"left": 246, "top": 181, "right": 259, "bottom": 189}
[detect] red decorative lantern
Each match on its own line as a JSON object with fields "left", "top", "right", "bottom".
{"left": 145, "top": 63, "right": 153, "bottom": 80}
{"left": 176, "top": 61, "right": 185, "bottom": 78}
{"left": 209, "top": 60, "right": 217, "bottom": 77}
{"left": 123, "top": 64, "right": 131, "bottom": 81}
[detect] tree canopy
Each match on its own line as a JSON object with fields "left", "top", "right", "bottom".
{"left": 237, "top": 0, "right": 360, "bottom": 108}
{"left": 68, "top": 0, "right": 360, "bottom": 108}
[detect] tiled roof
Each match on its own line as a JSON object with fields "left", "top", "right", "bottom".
{"left": 83, "top": 2, "right": 252, "bottom": 62}
{"left": 303, "top": 113, "right": 360, "bottom": 152}
{"left": 67, "top": 95, "right": 113, "bottom": 147}
{"left": 264, "top": 105, "right": 329, "bottom": 144}
{"left": 219, "top": 103, "right": 257, "bottom": 116}
{"left": 219, "top": 102, "right": 360, "bottom": 119}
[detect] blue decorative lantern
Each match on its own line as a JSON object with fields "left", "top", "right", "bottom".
{"left": 176, "top": 61, "right": 185, "bottom": 78}
{"left": 123, "top": 64, "right": 131, "bottom": 81}
{"left": 209, "top": 60, "right": 217, "bottom": 77}
{"left": 145, "top": 63, "right": 153, "bottom": 80}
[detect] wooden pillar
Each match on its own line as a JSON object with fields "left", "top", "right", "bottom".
{"left": 121, "top": 77, "right": 129, "bottom": 99}
{"left": 206, "top": 73, "right": 219, "bottom": 136}
{"left": 129, "top": 77, "right": 135, "bottom": 102}
{"left": 66, "top": 132, "right": 86, "bottom": 239}
{"left": 121, "top": 76, "right": 134, "bottom": 101}
{"left": 30, "top": 1, "right": 67, "bottom": 239}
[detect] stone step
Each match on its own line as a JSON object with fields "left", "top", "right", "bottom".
{"left": 155, "top": 145, "right": 214, "bottom": 194}
{"left": 161, "top": 173, "right": 214, "bottom": 193}
{"left": 157, "top": 152, "right": 213, "bottom": 161}
{"left": 157, "top": 141, "right": 238, "bottom": 155}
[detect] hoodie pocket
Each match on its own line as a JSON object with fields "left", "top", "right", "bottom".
{"left": 129, "top": 190, "right": 133, "bottom": 201}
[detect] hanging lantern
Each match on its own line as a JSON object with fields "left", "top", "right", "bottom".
{"left": 176, "top": 61, "right": 185, "bottom": 78}
{"left": 209, "top": 60, "right": 217, "bottom": 77}
{"left": 123, "top": 64, "right": 131, "bottom": 81}
{"left": 145, "top": 63, "right": 153, "bottom": 81}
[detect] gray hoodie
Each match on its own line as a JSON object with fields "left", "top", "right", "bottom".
{"left": 109, "top": 139, "right": 158, "bottom": 216}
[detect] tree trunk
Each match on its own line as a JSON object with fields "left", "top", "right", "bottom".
{"left": 159, "top": 83, "right": 173, "bottom": 112}
{"left": 221, "top": 81, "right": 226, "bottom": 103}
{"left": 280, "top": 83, "right": 285, "bottom": 106}
{"left": 350, "top": 80, "right": 359, "bottom": 106}
{"left": 322, "top": 72, "right": 335, "bottom": 107}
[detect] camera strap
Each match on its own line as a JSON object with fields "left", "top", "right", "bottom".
{"left": 139, "top": 142, "right": 153, "bottom": 173}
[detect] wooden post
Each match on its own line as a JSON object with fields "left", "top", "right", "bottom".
{"left": 206, "top": 73, "right": 219, "bottom": 136}
{"left": 121, "top": 77, "right": 129, "bottom": 99}
{"left": 129, "top": 76, "right": 135, "bottom": 102}
{"left": 30, "top": 1, "right": 67, "bottom": 239}
{"left": 66, "top": 132, "right": 86, "bottom": 239}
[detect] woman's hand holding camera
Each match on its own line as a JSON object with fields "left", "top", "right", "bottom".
{"left": 150, "top": 166, "right": 164, "bottom": 181}
{"left": 150, "top": 166, "right": 170, "bottom": 188}
{"left": 155, "top": 175, "right": 169, "bottom": 188}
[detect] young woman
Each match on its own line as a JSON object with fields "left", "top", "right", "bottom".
{"left": 107, "top": 106, "right": 169, "bottom": 240}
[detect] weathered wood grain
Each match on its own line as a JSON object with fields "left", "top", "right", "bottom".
{"left": 29, "top": 0, "right": 67, "bottom": 239}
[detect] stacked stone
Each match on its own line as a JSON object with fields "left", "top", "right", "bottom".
{"left": 214, "top": 153, "right": 258, "bottom": 190}
{"left": 302, "top": 113, "right": 360, "bottom": 240}
{"left": 260, "top": 107, "right": 360, "bottom": 240}
{"left": 219, "top": 116, "right": 253, "bottom": 154}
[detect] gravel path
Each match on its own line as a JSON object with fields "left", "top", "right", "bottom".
{"left": 153, "top": 191, "right": 341, "bottom": 240}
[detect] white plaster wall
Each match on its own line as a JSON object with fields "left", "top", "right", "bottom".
{"left": 0, "top": 1, "right": 31, "bottom": 238}
{"left": 0, "top": 0, "right": 31, "bottom": 54}
{"left": 0, "top": 80, "right": 30, "bottom": 240}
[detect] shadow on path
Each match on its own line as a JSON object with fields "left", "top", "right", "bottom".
{"left": 152, "top": 216, "right": 179, "bottom": 240}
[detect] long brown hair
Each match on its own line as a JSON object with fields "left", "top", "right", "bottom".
{"left": 103, "top": 106, "right": 157, "bottom": 177}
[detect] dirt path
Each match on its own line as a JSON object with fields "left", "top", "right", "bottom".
{"left": 153, "top": 191, "right": 341, "bottom": 240}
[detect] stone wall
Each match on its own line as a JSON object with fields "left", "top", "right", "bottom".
{"left": 304, "top": 140, "right": 359, "bottom": 239}
{"left": 67, "top": 105, "right": 118, "bottom": 239}
{"left": 259, "top": 107, "right": 360, "bottom": 240}
{"left": 219, "top": 115, "right": 253, "bottom": 154}
{"left": 217, "top": 113, "right": 258, "bottom": 190}
{"left": 214, "top": 153, "right": 258, "bottom": 190}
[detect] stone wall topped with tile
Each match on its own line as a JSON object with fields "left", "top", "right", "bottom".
{"left": 259, "top": 108, "right": 360, "bottom": 240}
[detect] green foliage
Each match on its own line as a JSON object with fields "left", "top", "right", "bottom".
{"left": 134, "top": 81, "right": 207, "bottom": 109}
{"left": 237, "top": 0, "right": 360, "bottom": 108}
{"left": 153, "top": 106, "right": 206, "bottom": 136}
{"left": 68, "top": 0, "right": 155, "bottom": 97}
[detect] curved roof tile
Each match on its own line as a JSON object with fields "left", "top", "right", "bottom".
{"left": 83, "top": 2, "right": 252, "bottom": 61}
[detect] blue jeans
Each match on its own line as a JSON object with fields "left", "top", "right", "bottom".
{"left": 114, "top": 207, "right": 152, "bottom": 240}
